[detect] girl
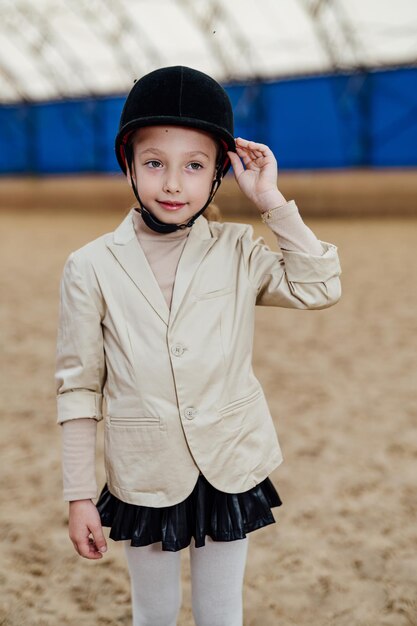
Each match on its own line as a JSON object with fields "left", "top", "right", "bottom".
{"left": 56, "top": 66, "right": 342, "bottom": 626}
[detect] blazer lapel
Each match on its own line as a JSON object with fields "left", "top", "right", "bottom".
{"left": 106, "top": 210, "right": 170, "bottom": 325}
{"left": 105, "top": 209, "right": 217, "bottom": 327}
{"left": 169, "top": 216, "right": 217, "bottom": 326}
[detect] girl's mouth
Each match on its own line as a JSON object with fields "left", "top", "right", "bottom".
{"left": 157, "top": 201, "right": 186, "bottom": 211}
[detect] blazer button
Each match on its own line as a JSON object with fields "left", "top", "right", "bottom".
{"left": 184, "top": 407, "right": 198, "bottom": 420}
{"left": 171, "top": 344, "right": 185, "bottom": 357}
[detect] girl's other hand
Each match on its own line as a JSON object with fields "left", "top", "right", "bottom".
{"left": 68, "top": 499, "right": 108, "bottom": 559}
{"left": 227, "top": 137, "right": 287, "bottom": 213}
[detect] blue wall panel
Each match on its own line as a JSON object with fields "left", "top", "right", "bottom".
{"left": 370, "top": 69, "right": 417, "bottom": 166}
{"left": 36, "top": 100, "right": 96, "bottom": 172}
{"left": 262, "top": 76, "right": 350, "bottom": 168}
{"left": 0, "top": 67, "right": 415, "bottom": 175}
{"left": 0, "top": 105, "right": 30, "bottom": 173}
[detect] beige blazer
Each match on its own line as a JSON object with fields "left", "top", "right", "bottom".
{"left": 55, "top": 208, "right": 342, "bottom": 507}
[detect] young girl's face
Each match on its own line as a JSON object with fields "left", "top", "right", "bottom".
{"left": 129, "top": 125, "right": 218, "bottom": 225}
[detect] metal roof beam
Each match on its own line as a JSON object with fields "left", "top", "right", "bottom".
{"left": 296, "top": 0, "right": 339, "bottom": 71}
{"left": 297, "top": 0, "right": 367, "bottom": 72}
{"left": 178, "top": 0, "right": 257, "bottom": 80}
{"left": 2, "top": 0, "right": 93, "bottom": 99}
{"left": 68, "top": 0, "right": 163, "bottom": 81}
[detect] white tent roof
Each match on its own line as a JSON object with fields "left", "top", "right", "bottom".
{"left": 0, "top": 0, "right": 416, "bottom": 103}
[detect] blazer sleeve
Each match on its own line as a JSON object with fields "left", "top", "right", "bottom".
{"left": 239, "top": 224, "right": 342, "bottom": 309}
{"left": 54, "top": 251, "right": 107, "bottom": 424}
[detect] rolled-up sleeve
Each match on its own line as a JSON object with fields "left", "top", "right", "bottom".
{"left": 240, "top": 225, "right": 342, "bottom": 309}
{"left": 55, "top": 251, "right": 107, "bottom": 424}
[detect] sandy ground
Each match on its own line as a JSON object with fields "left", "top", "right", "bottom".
{"left": 0, "top": 201, "right": 416, "bottom": 625}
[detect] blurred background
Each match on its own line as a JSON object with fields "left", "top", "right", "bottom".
{"left": 1, "top": 1, "right": 417, "bottom": 625}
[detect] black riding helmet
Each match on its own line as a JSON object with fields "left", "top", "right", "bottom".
{"left": 115, "top": 65, "right": 236, "bottom": 233}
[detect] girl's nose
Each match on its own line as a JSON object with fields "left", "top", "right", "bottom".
{"left": 162, "top": 169, "right": 182, "bottom": 193}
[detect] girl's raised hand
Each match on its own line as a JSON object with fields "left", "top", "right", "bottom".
{"left": 227, "top": 137, "right": 286, "bottom": 213}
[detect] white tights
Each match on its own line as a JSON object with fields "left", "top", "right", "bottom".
{"left": 123, "top": 535, "right": 249, "bottom": 626}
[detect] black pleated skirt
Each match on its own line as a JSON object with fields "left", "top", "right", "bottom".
{"left": 96, "top": 472, "right": 282, "bottom": 552}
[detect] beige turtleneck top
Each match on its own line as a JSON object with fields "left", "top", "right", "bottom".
{"left": 60, "top": 201, "right": 324, "bottom": 501}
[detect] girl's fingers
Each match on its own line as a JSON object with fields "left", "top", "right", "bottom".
{"left": 90, "top": 523, "right": 108, "bottom": 554}
{"left": 236, "top": 144, "right": 259, "bottom": 162}
{"left": 77, "top": 536, "right": 103, "bottom": 559}
{"left": 236, "top": 143, "right": 270, "bottom": 166}
{"left": 235, "top": 137, "right": 272, "bottom": 154}
{"left": 236, "top": 137, "right": 270, "bottom": 151}
{"left": 236, "top": 143, "right": 255, "bottom": 157}
{"left": 235, "top": 148, "right": 267, "bottom": 171}
{"left": 231, "top": 137, "right": 276, "bottom": 179}
{"left": 227, "top": 151, "right": 244, "bottom": 177}
{"left": 236, "top": 140, "right": 276, "bottom": 168}
{"left": 70, "top": 530, "right": 106, "bottom": 560}
{"left": 237, "top": 152, "right": 254, "bottom": 167}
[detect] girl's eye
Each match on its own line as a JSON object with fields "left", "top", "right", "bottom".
{"left": 188, "top": 162, "right": 203, "bottom": 170}
{"left": 145, "top": 160, "right": 162, "bottom": 168}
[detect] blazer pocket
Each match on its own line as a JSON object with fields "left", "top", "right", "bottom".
{"left": 217, "top": 388, "right": 263, "bottom": 432}
{"left": 106, "top": 414, "right": 166, "bottom": 452}
{"left": 194, "top": 286, "right": 234, "bottom": 300}
{"left": 109, "top": 416, "right": 160, "bottom": 427}
{"left": 217, "top": 388, "right": 263, "bottom": 417}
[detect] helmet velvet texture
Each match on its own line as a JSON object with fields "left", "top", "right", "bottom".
{"left": 116, "top": 65, "right": 236, "bottom": 176}
{"left": 115, "top": 65, "right": 236, "bottom": 233}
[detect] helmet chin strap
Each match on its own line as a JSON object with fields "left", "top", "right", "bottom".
{"left": 125, "top": 145, "right": 223, "bottom": 234}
